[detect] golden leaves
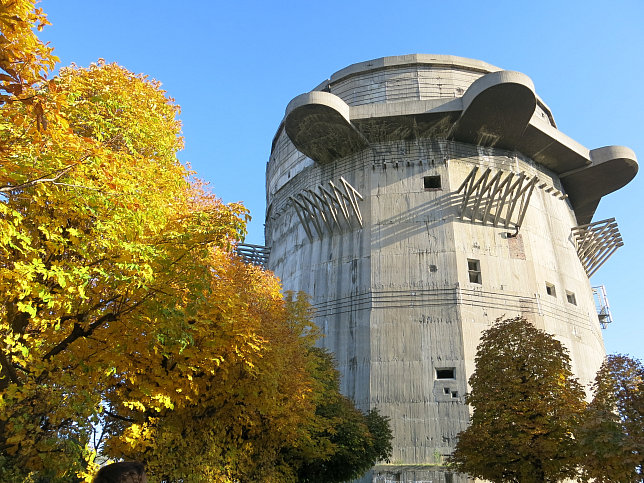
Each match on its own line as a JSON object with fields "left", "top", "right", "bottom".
{"left": 0, "top": 48, "right": 329, "bottom": 481}
{"left": 0, "top": 5, "right": 369, "bottom": 482}
{"left": 0, "top": 53, "right": 254, "bottom": 478}
{"left": 0, "top": 0, "right": 58, "bottom": 99}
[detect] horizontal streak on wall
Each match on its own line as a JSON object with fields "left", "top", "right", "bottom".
{"left": 267, "top": 138, "right": 563, "bottom": 226}
{"left": 310, "top": 285, "right": 595, "bottom": 331}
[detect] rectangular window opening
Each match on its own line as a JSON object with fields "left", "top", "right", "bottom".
{"left": 451, "top": 391, "right": 459, "bottom": 398}
{"left": 566, "top": 291, "right": 577, "bottom": 305}
{"left": 546, "top": 282, "right": 556, "bottom": 297}
{"left": 467, "top": 258, "right": 481, "bottom": 284}
{"left": 436, "top": 367, "right": 456, "bottom": 379}
{"left": 424, "top": 175, "right": 442, "bottom": 190}
{"left": 444, "top": 387, "right": 451, "bottom": 395}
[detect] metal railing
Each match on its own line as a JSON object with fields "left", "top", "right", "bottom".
{"left": 235, "top": 243, "right": 270, "bottom": 269}
{"left": 592, "top": 285, "right": 613, "bottom": 328}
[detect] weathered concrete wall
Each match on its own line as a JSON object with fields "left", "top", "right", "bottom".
{"left": 448, "top": 151, "right": 605, "bottom": 392}
{"left": 265, "top": 55, "right": 636, "bottom": 483}
{"left": 368, "top": 141, "right": 467, "bottom": 462}
{"left": 266, "top": 138, "right": 605, "bottom": 467}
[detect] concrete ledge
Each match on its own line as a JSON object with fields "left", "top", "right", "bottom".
{"left": 561, "top": 146, "right": 638, "bottom": 224}
{"left": 280, "top": 56, "right": 638, "bottom": 223}
{"left": 285, "top": 91, "right": 352, "bottom": 122}
{"left": 284, "top": 92, "right": 369, "bottom": 164}
{"left": 461, "top": 70, "right": 535, "bottom": 113}
{"left": 589, "top": 145, "right": 638, "bottom": 167}
{"left": 454, "top": 70, "right": 537, "bottom": 149}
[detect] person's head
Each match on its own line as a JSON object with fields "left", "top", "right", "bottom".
{"left": 93, "top": 461, "right": 147, "bottom": 483}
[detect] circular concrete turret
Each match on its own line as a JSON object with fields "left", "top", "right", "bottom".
{"left": 265, "top": 55, "right": 637, "bottom": 483}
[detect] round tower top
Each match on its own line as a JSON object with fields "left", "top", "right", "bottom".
{"left": 313, "top": 55, "right": 499, "bottom": 105}
{"left": 276, "top": 54, "right": 637, "bottom": 224}
{"left": 327, "top": 54, "right": 499, "bottom": 85}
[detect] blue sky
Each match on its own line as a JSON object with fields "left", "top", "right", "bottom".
{"left": 39, "top": 0, "right": 643, "bottom": 360}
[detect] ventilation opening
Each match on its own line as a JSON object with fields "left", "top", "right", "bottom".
{"left": 467, "top": 259, "right": 481, "bottom": 284}
{"left": 424, "top": 175, "right": 441, "bottom": 190}
{"left": 546, "top": 282, "right": 556, "bottom": 297}
{"left": 566, "top": 291, "right": 577, "bottom": 305}
{"left": 436, "top": 367, "right": 455, "bottom": 379}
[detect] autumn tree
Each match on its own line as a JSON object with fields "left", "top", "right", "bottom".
{"left": 0, "top": 57, "right": 329, "bottom": 482}
{"left": 577, "top": 354, "right": 643, "bottom": 482}
{"left": 0, "top": 60, "right": 377, "bottom": 483}
{"left": 1, "top": 0, "right": 60, "bottom": 150}
{"left": 0, "top": 4, "right": 393, "bottom": 482}
{"left": 0, "top": 58, "right": 237, "bottom": 480}
{"left": 0, "top": 0, "right": 57, "bottom": 101}
{"left": 100, "top": 272, "right": 326, "bottom": 482}
{"left": 449, "top": 317, "right": 586, "bottom": 483}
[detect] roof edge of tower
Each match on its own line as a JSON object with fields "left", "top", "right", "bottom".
{"left": 310, "top": 54, "right": 556, "bottom": 129}
{"left": 326, "top": 54, "right": 501, "bottom": 87}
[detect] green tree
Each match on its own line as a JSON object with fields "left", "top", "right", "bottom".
{"left": 449, "top": 317, "right": 586, "bottom": 483}
{"left": 283, "top": 347, "right": 393, "bottom": 483}
{"left": 577, "top": 354, "right": 643, "bottom": 482}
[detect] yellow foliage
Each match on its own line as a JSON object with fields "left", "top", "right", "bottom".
{"left": 0, "top": 40, "right": 332, "bottom": 483}
{"left": 0, "top": 4, "right": 370, "bottom": 482}
{"left": 0, "top": 50, "right": 294, "bottom": 479}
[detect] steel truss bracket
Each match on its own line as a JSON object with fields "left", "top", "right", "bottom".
{"left": 457, "top": 166, "right": 538, "bottom": 229}
{"left": 572, "top": 218, "right": 623, "bottom": 278}
{"left": 235, "top": 243, "right": 271, "bottom": 268}
{"left": 289, "top": 176, "right": 364, "bottom": 241}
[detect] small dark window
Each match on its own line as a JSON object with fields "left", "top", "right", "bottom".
{"left": 546, "top": 282, "right": 556, "bottom": 297}
{"left": 566, "top": 291, "right": 577, "bottom": 305}
{"left": 436, "top": 367, "right": 455, "bottom": 379}
{"left": 424, "top": 175, "right": 441, "bottom": 190}
{"left": 444, "top": 387, "right": 451, "bottom": 395}
{"left": 451, "top": 391, "right": 459, "bottom": 398}
{"left": 467, "top": 259, "right": 481, "bottom": 284}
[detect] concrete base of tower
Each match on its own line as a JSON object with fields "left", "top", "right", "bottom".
{"left": 360, "top": 464, "right": 468, "bottom": 483}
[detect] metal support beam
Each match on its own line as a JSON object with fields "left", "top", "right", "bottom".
{"left": 289, "top": 177, "right": 364, "bottom": 240}
{"left": 572, "top": 218, "right": 624, "bottom": 277}
{"left": 457, "top": 166, "right": 539, "bottom": 229}
{"left": 235, "top": 243, "right": 271, "bottom": 268}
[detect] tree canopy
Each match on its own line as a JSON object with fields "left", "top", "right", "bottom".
{"left": 0, "top": 3, "right": 392, "bottom": 481}
{"left": 577, "top": 354, "right": 643, "bottom": 482}
{"left": 1, "top": 57, "right": 252, "bottom": 480}
{"left": 0, "top": 0, "right": 57, "bottom": 102}
{"left": 449, "top": 317, "right": 586, "bottom": 483}
{"left": 285, "top": 348, "right": 393, "bottom": 483}
{"left": 0, "top": 0, "right": 60, "bottom": 153}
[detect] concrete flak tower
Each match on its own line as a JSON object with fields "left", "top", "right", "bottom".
{"left": 263, "top": 55, "right": 638, "bottom": 482}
